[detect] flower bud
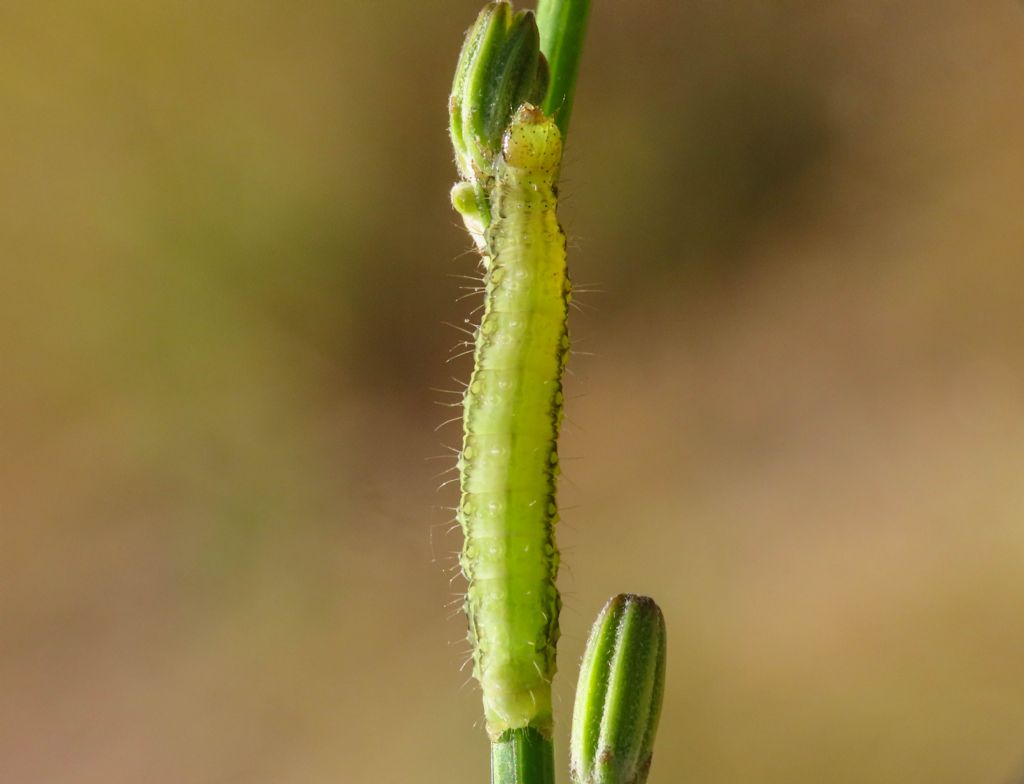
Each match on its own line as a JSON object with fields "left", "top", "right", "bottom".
{"left": 449, "top": 2, "right": 550, "bottom": 185}
{"left": 570, "top": 595, "right": 667, "bottom": 784}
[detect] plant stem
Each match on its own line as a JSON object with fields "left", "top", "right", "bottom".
{"left": 492, "top": 728, "right": 556, "bottom": 784}
{"left": 535, "top": 0, "right": 591, "bottom": 136}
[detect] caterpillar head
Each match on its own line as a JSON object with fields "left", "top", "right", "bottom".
{"left": 501, "top": 104, "right": 562, "bottom": 178}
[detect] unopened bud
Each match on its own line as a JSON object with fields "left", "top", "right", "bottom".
{"left": 449, "top": 2, "right": 549, "bottom": 185}
{"left": 570, "top": 595, "right": 667, "bottom": 784}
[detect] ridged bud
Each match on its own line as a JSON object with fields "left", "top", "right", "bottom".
{"left": 449, "top": 2, "right": 550, "bottom": 185}
{"left": 570, "top": 595, "right": 667, "bottom": 784}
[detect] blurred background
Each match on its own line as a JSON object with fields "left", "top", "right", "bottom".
{"left": 2, "top": 1, "right": 1024, "bottom": 782}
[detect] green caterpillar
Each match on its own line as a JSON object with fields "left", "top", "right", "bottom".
{"left": 454, "top": 103, "right": 569, "bottom": 740}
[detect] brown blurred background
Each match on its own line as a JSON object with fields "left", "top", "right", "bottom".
{"left": 2, "top": 1, "right": 1024, "bottom": 782}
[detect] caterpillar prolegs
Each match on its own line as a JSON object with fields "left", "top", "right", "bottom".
{"left": 454, "top": 105, "right": 569, "bottom": 739}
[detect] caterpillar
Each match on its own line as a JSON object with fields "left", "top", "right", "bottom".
{"left": 455, "top": 103, "right": 569, "bottom": 740}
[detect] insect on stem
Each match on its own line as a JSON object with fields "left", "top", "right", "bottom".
{"left": 445, "top": 4, "right": 592, "bottom": 784}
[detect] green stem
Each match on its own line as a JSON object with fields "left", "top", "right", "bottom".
{"left": 492, "top": 728, "right": 556, "bottom": 784}
{"left": 535, "top": 0, "right": 591, "bottom": 136}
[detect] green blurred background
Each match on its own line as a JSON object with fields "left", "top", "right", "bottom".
{"left": 3, "top": 1, "right": 1024, "bottom": 782}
